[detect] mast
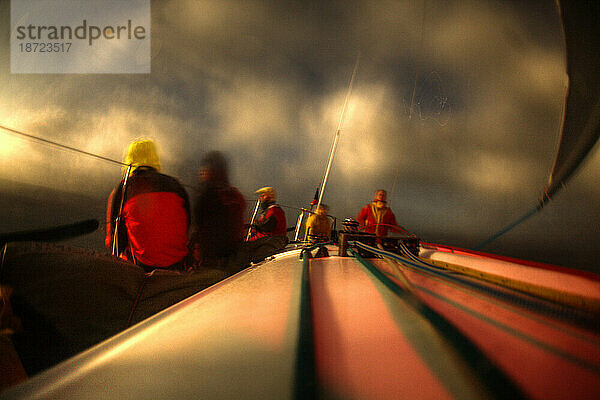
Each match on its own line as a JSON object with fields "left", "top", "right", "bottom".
{"left": 316, "top": 55, "right": 360, "bottom": 211}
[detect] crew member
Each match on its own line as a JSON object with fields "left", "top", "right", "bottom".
{"left": 356, "top": 189, "right": 400, "bottom": 237}
{"left": 106, "top": 139, "right": 190, "bottom": 271}
{"left": 305, "top": 204, "right": 331, "bottom": 243}
{"left": 248, "top": 187, "right": 287, "bottom": 240}
{"left": 190, "top": 151, "right": 246, "bottom": 268}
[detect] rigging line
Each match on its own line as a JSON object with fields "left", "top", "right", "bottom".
{"left": 112, "top": 165, "right": 133, "bottom": 257}
{"left": 474, "top": 205, "right": 540, "bottom": 250}
{"left": 316, "top": 54, "right": 360, "bottom": 211}
{"left": 3, "top": 122, "right": 334, "bottom": 223}
{"left": 351, "top": 247, "right": 600, "bottom": 380}
{"left": 349, "top": 248, "right": 529, "bottom": 399}
{"left": 353, "top": 240, "right": 600, "bottom": 322}
{"left": 0, "top": 124, "right": 127, "bottom": 167}
{"left": 245, "top": 199, "right": 260, "bottom": 241}
{"left": 2, "top": 122, "right": 341, "bottom": 228}
{"left": 0, "top": 123, "right": 200, "bottom": 193}
{"left": 352, "top": 240, "right": 444, "bottom": 272}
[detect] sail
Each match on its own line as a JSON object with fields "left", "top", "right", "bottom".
{"left": 542, "top": 1, "right": 600, "bottom": 204}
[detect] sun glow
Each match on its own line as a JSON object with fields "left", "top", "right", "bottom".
{"left": 0, "top": 110, "right": 41, "bottom": 174}
{"left": 0, "top": 130, "right": 27, "bottom": 159}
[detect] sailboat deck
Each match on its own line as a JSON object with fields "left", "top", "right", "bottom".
{"left": 4, "top": 246, "right": 599, "bottom": 399}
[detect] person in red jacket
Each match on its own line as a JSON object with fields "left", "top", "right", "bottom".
{"left": 356, "top": 189, "right": 401, "bottom": 237}
{"left": 248, "top": 187, "right": 287, "bottom": 239}
{"left": 240, "top": 186, "right": 288, "bottom": 263}
{"left": 106, "top": 139, "right": 190, "bottom": 271}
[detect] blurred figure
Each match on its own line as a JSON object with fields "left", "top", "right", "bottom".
{"left": 356, "top": 189, "right": 401, "bottom": 237}
{"left": 305, "top": 204, "right": 331, "bottom": 243}
{"left": 248, "top": 187, "right": 287, "bottom": 240}
{"left": 106, "top": 139, "right": 190, "bottom": 271}
{"left": 190, "top": 151, "right": 246, "bottom": 268}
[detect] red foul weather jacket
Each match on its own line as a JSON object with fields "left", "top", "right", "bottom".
{"left": 106, "top": 167, "right": 190, "bottom": 268}
{"left": 250, "top": 202, "right": 287, "bottom": 240}
{"left": 356, "top": 203, "right": 400, "bottom": 237}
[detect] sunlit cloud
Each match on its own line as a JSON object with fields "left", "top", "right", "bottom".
{"left": 214, "top": 79, "right": 294, "bottom": 144}
{"left": 0, "top": 105, "right": 68, "bottom": 173}
{"left": 520, "top": 53, "right": 567, "bottom": 96}
{"left": 0, "top": 132, "right": 30, "bottom": 162}
{"left": 463, "top": 151, "right": 535, "bottom": 194}
{"left": 333, "top": 84, "right": 397, "bottom": 175}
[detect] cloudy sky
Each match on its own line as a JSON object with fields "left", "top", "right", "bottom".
{"left": 0, "top": 0, "right": 598, "bottom": 272}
